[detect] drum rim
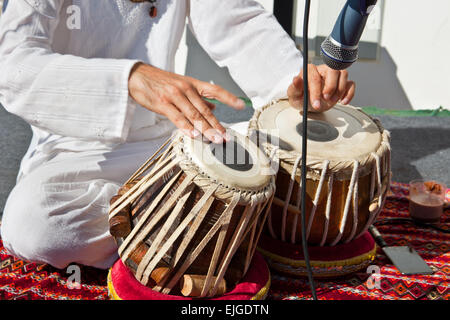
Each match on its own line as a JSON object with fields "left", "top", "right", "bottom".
{"left": 173, "top": 132, "right": 276, "bottom": 205}
{"left": 248, "top": 99, "right": 391, "bottom": 180}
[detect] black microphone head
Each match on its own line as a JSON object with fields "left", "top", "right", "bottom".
{"left": 320, "top": 36, "right": 359, "bottom": 70}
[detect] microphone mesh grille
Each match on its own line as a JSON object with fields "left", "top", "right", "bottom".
{"left": 320, "top": 36, "right": 358, "bottom": 70}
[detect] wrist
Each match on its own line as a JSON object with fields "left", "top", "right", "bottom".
{"left": 128, "top": 62, "right": 148, "bottom": 99}
{"left": 129, "top": 62, "right": 145, "bottom": 80}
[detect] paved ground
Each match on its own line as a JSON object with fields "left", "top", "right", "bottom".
{"left": 0, "top": 105, "right": 32, "bottom": 215}
{"left": 374, "top": 114, "right": 450, "bottom": 187}
{"left": 1, "top": 103, "right": 449, "bottom": 215}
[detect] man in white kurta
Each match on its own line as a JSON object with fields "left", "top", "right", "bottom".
{"left": 0, "top": 0, "right": 355, "bottom": 269}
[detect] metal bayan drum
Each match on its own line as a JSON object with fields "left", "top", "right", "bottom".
{"left": 108, "top": 130, "right": 275, "bottom": 298}
{"left": 249, "top": 100, "right": 391, "bottom": 247}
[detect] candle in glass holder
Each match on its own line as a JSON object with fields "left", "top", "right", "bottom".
{"left": 409, "top": 180, "right": 446, "bottom": 223}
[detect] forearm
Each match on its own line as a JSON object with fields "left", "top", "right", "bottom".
{"left": 0, "top": 51, "right": 139, "bottom": 142}
{"left": 0, "top": 0, "right": 139, "bottom": 142}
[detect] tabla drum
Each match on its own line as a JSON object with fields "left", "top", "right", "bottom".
{"left": 107, "top": 130, "right": 275, "bottom": 299}
{"left": 248, "top": 100, "right": 391, "bottom": 276}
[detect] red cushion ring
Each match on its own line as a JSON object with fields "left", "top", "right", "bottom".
{"left": 108, "top": 251, "right": 271, "bottom": 300}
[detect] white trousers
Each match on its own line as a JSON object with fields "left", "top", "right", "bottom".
{"left": 1, "top": 123, "right": 248, "bottom": 270}
{"left": 1, "top": 134, "right": 172, "bottom": 269}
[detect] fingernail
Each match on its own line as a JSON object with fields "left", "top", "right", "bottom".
{"left": 223, "top": 131, "right": 232, "bottom": 141}
{"left": 213, "top": 134, "right": 223, "bottom": 144}
{"left": 324, "top": 94, "right": 330, "bottom": 100}
{"left": 236, "top": 99, "right": 246, "bottom": 109}
{"left": 313, "top": 100, "right": 321, "bottom": 110}
{"left": 341, "top": 98, "right": 349, "bottom": 105}
{"left": 191, "top": 129, "right": 201, "bottom": 138}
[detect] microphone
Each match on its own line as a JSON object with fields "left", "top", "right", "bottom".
{"left": 320, "top": 0, "right": 378, "bottom": 70}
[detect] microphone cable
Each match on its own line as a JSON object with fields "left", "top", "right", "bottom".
{"left": 300, "top": 0, "right": 317, "bottom": 300}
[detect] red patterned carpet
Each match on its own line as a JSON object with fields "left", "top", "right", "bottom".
{"left": 0, "top": 182, "right": 448, "bottom": 300}
{"left": 0, "top": 250, "right": 109, "bottom": 300}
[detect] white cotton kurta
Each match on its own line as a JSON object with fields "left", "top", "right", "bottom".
{"left": 0, "top": 0, "right": 302, "bottom": 269}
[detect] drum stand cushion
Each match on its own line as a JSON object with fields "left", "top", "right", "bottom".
{"left": 257, "top": 231, "right": 376, "bottom": 278}
{"left": 107, "top": 252, "right": 271, "bottom": 300}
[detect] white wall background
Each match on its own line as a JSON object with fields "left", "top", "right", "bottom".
{"left": 176, "top": 0, "right": 450, "bottom": 111}
{"left": 378, "top": 0, "right": 450, "bottom": 110}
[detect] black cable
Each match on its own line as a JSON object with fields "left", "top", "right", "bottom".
{"left": 300, "top": 0, "right": 317, "bottom": 300}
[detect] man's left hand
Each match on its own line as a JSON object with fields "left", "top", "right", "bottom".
{"left": 287, "top": 64, "right": 356, "bottom": 112}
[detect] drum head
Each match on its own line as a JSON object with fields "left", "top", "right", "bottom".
{"left": 180, "top": 130, "right": 272, "bottom": 191}
{"left": 256, "top": 100, "right": 382, "bottom": 162}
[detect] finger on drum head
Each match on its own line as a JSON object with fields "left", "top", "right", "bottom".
{"left": 186, "top": 90, "right": 227, "bottom": 137}
{"left": 341, "top": 81, "right": 355, "bottom": 105}
{"left": 336, "top": 70, "right": 348, "bottom": 101}
{"left": 164, "top": 104, "right": 198, "bottom": 138}
{"left": 322, "top": 70, "right": 339, "bottom": 101}
{"left": 174, "top": 94, "right": 223, "bottom": 144}
{"left": 307, "top": 66, "right": 323, "bottom": 111}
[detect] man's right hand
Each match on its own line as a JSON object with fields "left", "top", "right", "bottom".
{"left": 128, "top": 63, "right": 246, "bottom": 143}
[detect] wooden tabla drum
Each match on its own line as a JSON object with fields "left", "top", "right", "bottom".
{"left": 108, "top": 130, "right": 275, "bottom": 298}
{"left": 249, "top": 100, "right": 391, "bottom": 276}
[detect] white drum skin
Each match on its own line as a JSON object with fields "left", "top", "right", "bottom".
{"left": 249, "top": 100, "right": 391, "bottom": 246}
